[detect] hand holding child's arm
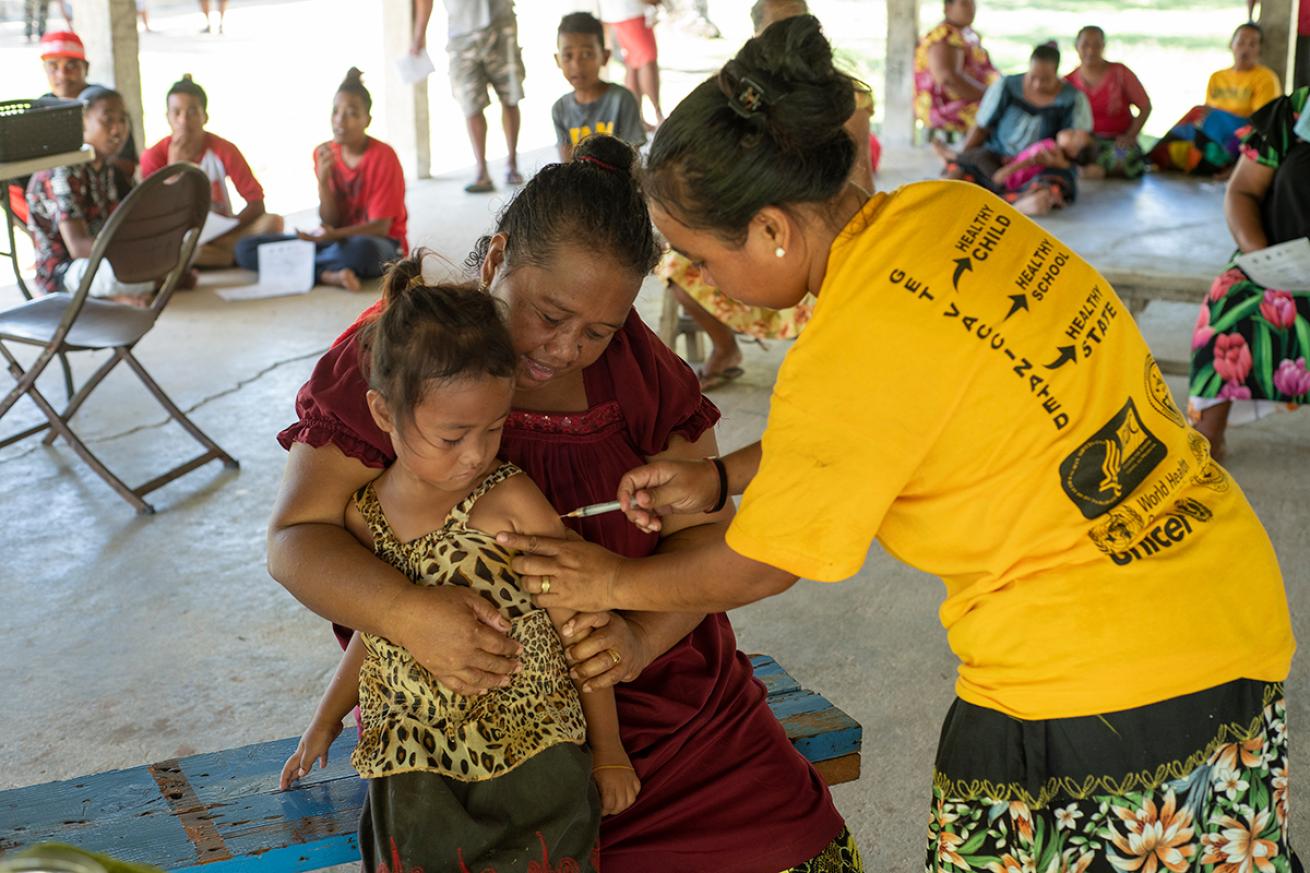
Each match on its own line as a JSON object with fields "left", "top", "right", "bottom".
{"left": 279, "top": 633, "right": 365, "bottom": 790}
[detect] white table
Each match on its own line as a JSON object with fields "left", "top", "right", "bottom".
{"left": 1, "top": 145, "right": 93, "bottom": 300}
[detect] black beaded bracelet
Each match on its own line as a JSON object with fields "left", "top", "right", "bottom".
{"left": 706, "top": 456, "right": 729, "bottom": 514}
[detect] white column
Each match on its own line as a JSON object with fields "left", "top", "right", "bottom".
{"left": 882, "top": 0, "right": 919, "bottom": 147}
{"left": 381, "top": 0, "right": 432, "bottom": 180}
{"left": 75, "top": 0, "right": 145, "bottom": 163}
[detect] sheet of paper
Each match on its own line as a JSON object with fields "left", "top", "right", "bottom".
{"left": 1235, "top": 237, "right": 1310, "bottom": 292}
{"left": 216, "top": 239, "right": 315, "bottom": 302}
{"left": 197, "top": 211, "right": 240, "bottom": 247}
{"left": 395, "top": 50, "right": 435, "bottom": 85}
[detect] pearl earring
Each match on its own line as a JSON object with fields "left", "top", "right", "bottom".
{"left": 774, "top": 246, "right": 786, "bottom": 258}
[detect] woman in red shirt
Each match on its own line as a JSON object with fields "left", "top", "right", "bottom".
{"left": 266, "top": 134, "right": 856, "bottom": 871}
{"left": 1065, "top": 25, "right": 1152, "bottom": 178}
{"left": 236, "top": 68, "right": 408, "bottom": 291}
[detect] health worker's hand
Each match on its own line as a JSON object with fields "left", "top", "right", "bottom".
{"left": 616, "top": 458, "right": 720, "bottom": 534}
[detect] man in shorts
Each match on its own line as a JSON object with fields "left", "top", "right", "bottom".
{"left": 416, "top": 0, "right": 524, "bottom": 193}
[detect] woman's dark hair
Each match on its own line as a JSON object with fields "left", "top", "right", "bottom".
{"left": 558, "top": 11, "right": 604, "bottom": 44}
{"left": 363, "top": 251, "right": 517, "bottom": 429}
{"left": 1031, "top": 41, "right": 1061, "bottom": 67}
{"left": 1076, "top": 25, "right": 1105, "bottom": 42}
{"left": 466, "top": 135, "right": 659, "bottom": 277}
{"left": 79, "top": 86, "right": 122, "bottom": 111}
{"left": 167, "top": 73, "right": 207, "bottom": 110}
{"left": 644, "top": 14, "right": 857, "bottom": 242}
{"left": 337, "top": 67, "right": 372, "bottom": 112}
{"left": 1233, "top": 21, "right": 1263, "bottom": 42}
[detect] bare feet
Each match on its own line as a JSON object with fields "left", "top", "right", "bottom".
{"left": 931, "top": 140, "right": 958, "bottom": 163}
{"left": 321, "top": 268, "right": 361, "bottom": 292}
{"left": 1013, "top": 187, "right": 1055, "bottom": 216}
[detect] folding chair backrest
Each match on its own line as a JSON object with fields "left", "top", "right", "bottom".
{"left": 99, "top": 163, "right": 210, "bottom": 309}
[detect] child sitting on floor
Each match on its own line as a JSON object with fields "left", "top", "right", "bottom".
{"left": 25, "top": 87, "right": 154, "bottom": 303}
{"left": 552, "top": 12, "right": 646, "bottom": 162}
{"left": 279, "top": 253, "right": 638, "bottom": 872}
{"left": 140, "top": 74, "right": 283, "bottom": 269}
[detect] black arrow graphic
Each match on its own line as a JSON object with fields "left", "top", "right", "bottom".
{"left": 1044, "top": 345, "right": 1077, "bottom": 370}
{"left": 1002, "top": 294, "right": 1029, "bottom": 322}
{"left": 951, "top": 257, "right": 972, "bottom": 291}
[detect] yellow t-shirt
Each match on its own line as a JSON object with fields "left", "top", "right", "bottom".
{"left": 726, "top": 181, "right": 1293, "bottom": 721}
{"left": 1206, "top": 64, "right": 1283, "bottom": 116}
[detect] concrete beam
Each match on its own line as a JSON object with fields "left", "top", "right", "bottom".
{"left": 75, "top": 0, "right": 145, "bottom": 166}
{"left": 380, "top": 0, "right": 431, "bottom": 181}
{"left": 882, "top": 0, "right": 918, "bottom": 146}
{"left": 1258, "top": 0, "right": 1298, "bottom": 88}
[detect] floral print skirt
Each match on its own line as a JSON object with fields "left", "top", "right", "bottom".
{"left": 926, "top": 680, "right": 1300, "bottom": 873}
{"left": 1189, "top": 262, "right": 1310, "bottom": 424}
{"left": 657, "top": 251, "right": 814, "bottom": 341}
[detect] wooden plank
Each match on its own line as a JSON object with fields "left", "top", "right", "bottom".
{"left": 1, "top": 660, "right": 862, "bottom": 870}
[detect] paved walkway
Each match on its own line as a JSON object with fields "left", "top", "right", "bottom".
{"left": 2, "top": 144, "right": 1307, "bottom": 869}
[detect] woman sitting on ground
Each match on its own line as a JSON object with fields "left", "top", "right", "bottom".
{"left": 1065, "top": 25, "right": 1151, "bottom": 179}
{"left": 1190, "top": 87, "right": 1310, "bottom": 460}
{"left": 140, "top": 75, "right": 284, "bottom": 269}
{"left": 913, "top": 0, "right": 999, "bottom": 139}
{"left": 1150, "top": 22, "right": 1282, "bottom": 176}
{"left": 236, "top": 68, "right": 407, "bottom": 291}
{"left": 25, "top": 88, "right": 154, "bottom": 304}
{"left": 939, "top": 42, "right": 1092, "bottom": 215}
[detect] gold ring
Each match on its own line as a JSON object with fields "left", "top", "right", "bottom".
{"left": 608, "top": 647, "right": 622, "bottom": 667}
{"left": 541, "top": 576, "right": 552, "bottom": 594}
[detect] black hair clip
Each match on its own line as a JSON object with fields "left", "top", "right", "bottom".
{"left": 729, "top": 76, "right": 769, "bottom": 118}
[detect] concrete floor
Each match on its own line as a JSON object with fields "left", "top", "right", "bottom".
{"left": 2, "top": 149, "right": 1308, "bottom": 870}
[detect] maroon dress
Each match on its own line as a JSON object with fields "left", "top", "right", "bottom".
{"left": 278, "top": 306, "right": 844, "bottom": 872}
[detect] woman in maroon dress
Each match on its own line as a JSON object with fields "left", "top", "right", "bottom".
{"left": 266, "top": 135, "right": 857, "bottom": 871}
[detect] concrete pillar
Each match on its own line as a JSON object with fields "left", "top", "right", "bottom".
{"left": 75, "top": 0, "right": 144, "bottom": 164}
{"left": 1258, "top": 0, "right": 1298, "bottom": 87}
{"left": 883, "top": 0, "right": 919, "bottom": 146}
{"left": 380, "top": 0, "right": 431, "bottom": 180}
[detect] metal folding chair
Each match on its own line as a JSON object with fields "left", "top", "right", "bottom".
{"left": 0, "top": 163, "right": 237, "bottom": 514}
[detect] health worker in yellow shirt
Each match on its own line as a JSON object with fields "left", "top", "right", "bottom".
{"left": 1150, "top": 22, "right": 1284, "bottom": 175}
{"left": 496, "top": 16, "right": 1300, "bottom": 873}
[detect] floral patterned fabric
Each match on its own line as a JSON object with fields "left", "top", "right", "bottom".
{"left": 927, "top": 682, "right": 1300, "bottom": 873}
{"left": 1190, "top": 89, "right": 1310, "bottom": 414}
{"left": 657, "top": 251, "right": 813, "bottom": 341}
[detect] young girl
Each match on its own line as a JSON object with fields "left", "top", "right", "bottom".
{"left": 990, "top": 127, "right": 1092, "bottom": 215}
{"left": 279, "top": 253, "right": 637, "bottom": 872}
{"left": 25, "top": 87, "right": 154, "bottom": 303}
{"left": 236, "top": 68, "right": 407, "bottom": 291}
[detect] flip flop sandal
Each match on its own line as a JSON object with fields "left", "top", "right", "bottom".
{"left": 464, "top": 178, "right": 495, "bottom": 194}
{"left": 698, "top": 366, "right": 744, "bottom": 391}
{"left": 506, "top": 170, "right": 524, "bottom": 186}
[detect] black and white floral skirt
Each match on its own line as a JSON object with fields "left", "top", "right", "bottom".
{"left": 926, "top": 680, "right": 1300, "bottom": 873}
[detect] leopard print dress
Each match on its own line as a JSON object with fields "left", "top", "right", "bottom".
{"left": 351, "top": 462, "right": 587, "bottom": 783}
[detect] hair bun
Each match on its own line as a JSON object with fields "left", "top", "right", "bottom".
{"left": 728, "top": 15, "right": 854, "bottom": 153}
{"left": 345, "top": 67, "right": 365, "bottom": 85}
{"left": 572, "top": 134, "right": 639, "bottom": 177}
{"left": 181, "top": 73, "right": 193, "bottom": 82}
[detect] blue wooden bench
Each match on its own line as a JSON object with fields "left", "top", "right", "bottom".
{"left": 0, "top": 656, "right": 860, "bottom": 871}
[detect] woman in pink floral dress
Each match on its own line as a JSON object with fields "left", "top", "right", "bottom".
{"left": 1190, "top": 87, "right": 1310, "bottom": 460}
